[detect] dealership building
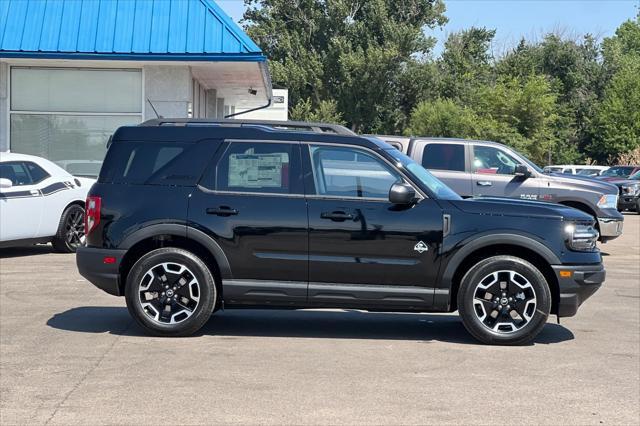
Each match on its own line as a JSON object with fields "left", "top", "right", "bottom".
{"left": 0, "top": 0, "right": 277, "bottom": 176}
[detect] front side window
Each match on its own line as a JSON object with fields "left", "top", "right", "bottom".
{"left": 309, "top": 145, "right": 401, "bottom": 199}
{"left": 0, "top": 162, "right": 32, "bottom": 186}
{"left": 422, "top": 143, "right": 465, "bottom": 172}
{"left": 216, "top": 142, "right": 297, "bottom": 194}
{"left": 473, "top": 145, "right": 519, "bottom": 175}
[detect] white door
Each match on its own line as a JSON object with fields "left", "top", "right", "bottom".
{"left": 0, "top": 162, "right": 44, "bottom": 242}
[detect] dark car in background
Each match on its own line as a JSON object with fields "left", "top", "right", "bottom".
{"left": 609, "top": 171, "right": 640, "bottom": 213}
{"left": 596, "top": 165, "right": 640, "bottom": 182}
{"left": 373, "top": 136, "right": 624, "bottom": 242}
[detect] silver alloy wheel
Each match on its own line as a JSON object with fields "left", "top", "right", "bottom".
{"left": 472, "top": 270, "right": 537, "bottom": 334}
{"left": 138, "top": 262, "right": 201, "bottom": 325}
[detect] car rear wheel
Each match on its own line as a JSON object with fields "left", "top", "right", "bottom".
{"left": 125, "top": 248, "right": 216, "bottom": 337}
{"left": 52, "top": 204, "right": 85, "bottom": 253}
{"left": 457, "top": 255, "right": 551, "bottom": 345}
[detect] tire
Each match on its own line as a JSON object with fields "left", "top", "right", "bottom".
{"left": 125, "top": 248, "right": 216, "bottom": 337}
{"left": 457, "top": 255, "right": 551, "bottom": 345}
{"left": 636, "top": 200, "right": 640, "bottom": 214}
{"left": 52, "top": 204, "right": 85, "bottom": 253}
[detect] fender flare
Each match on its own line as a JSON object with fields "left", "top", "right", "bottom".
{"left": 440, "top": 233, "right": 561, "bottom": 290}
{"left": 119, "top": 223, "right": 232, "bottom": 279}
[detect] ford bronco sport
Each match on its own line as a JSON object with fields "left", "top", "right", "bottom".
{"left": 77, "top": 119, "right": 605, "bottom": 345}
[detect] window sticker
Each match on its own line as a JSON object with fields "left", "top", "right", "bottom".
{"left": 228, "top": 153, "right": 288, "bottom": 188}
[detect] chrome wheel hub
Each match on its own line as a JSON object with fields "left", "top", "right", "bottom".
{"left": 138, "top": 262, "right": 200, "bottom": 325}
{"left": 472, "top": 270, "right": 537, "bottom": 334}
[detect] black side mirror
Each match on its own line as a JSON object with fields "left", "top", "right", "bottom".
{"left": 389, "top": 183, "right": 416, "bottom": 205}
{"left": 514, "top": 164, "right": 531, "bottom": 178}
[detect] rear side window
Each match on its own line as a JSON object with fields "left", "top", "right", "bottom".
{"left": 214, "top": 142, "right": 301, "bottom": 194}
{"left": 100, "top": 140, "right": 218, "bottom": 186}
{"left": 24, "top": 162, "right": 50, "bottom": 184}
{"left": 422, "top": 143, "right": 465, "bottom": 172}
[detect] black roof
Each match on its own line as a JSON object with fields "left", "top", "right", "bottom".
{"left": 112, "top": 119, "right": 390, "bottom": 150}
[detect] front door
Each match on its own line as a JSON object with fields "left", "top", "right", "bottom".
{"left": 303, "top": 143, "right": 443, "bottom": 309}
{"left": 471, "top": 144, "right": 539, "bottom": 200}
{"left": 188, "top": 140, "right": 308, "bottom": 305}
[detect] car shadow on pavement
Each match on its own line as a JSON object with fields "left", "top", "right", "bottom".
{"left": 0, "top": 244, "right": 55, "bottom": 258}
{"left": 47, "top": 307, "right": 574, "bottom": 346}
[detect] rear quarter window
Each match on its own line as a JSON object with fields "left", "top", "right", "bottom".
{"left": 99, "top": 140, "right": 219, "bottom": 186}
{"left": 422, "top": 143, "right": 465, "bottom": 172}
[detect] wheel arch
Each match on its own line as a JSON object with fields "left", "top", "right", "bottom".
{"left": 558, "top": 200, "right": 597, "bottom": 218}
{"left": 117, "top": 225, "right": 231, "bottom": 298}
{"left": 442, "top": 235, "right": 560, "bottom": 315}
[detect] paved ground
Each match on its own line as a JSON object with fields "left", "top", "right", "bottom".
{"left": 1, "top": 215, "right": 638, "bottom": 425}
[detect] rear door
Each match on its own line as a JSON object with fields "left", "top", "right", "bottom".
{"left": 471, "top": 144, "right": 540, "bottom": 199}
{"left": 411, "top": 141, "right": 473, "bottom": 197}
{"left": 0, "top": 161, "right": 44, "bottom": 241}
{"left": 188, "top": 140, "right": 309, "bottom": 305}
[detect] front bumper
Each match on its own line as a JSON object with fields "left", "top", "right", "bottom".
{"left": 76, "top": 246, "right": 127, "bottom": 296}
{"left": 597, "top": 217, "right": 623, "bottom": 240}
{"left": 618, "top": 195, "right": 639, "bottom": 211}
{"left": 553, "top": 263, "right": 605, "bottom": 317}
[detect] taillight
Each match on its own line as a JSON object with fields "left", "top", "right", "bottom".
{"left": 85, "top": 196, "right": 101, "bottom": 237}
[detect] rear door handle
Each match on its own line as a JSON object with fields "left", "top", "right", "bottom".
{"left": 476, "top": 181, "right": 492, "bottom": 187}
{"left": 320, "top": 211, "right": 353, "bottom": 221}
{"left": 206, "top": 206, "right": 239, "bottom": 216}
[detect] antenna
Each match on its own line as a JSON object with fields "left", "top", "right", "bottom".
{"left": 146, "top": 99, "right": 163, "bottom": 119}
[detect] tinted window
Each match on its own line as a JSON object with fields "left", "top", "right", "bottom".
{"left": 216, "top": 142, "right": 298, "bottom": 194}
{"left": 601, "top": 166, "right": 635, "bottom": 178}
{"left": 310, "top": 145, "right": 401, "bottom": 198}
{"left": 24, "top": 162, "right": 50, "bottom": 184}
{"left": 99, "top": 141, "right": 215, "bottom": 186}
{"left": 422, "top": 143, "right": 465, "bottom": 172}
{"left": 473, "top": 145, "right": 519, "bottom": 175}
{"left": 0, "top": 162, "right": 32, "bottom": 186}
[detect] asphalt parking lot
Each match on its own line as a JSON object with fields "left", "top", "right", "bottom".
{"left": 1, "top": 214, "right": 639, "bottom": 425}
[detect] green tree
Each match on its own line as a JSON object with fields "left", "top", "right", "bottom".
{"left": 243, "top": 0, "right": 447, "bottom": 132}
{"left": 406, "top": 98, "right": 479, "bottom": 137}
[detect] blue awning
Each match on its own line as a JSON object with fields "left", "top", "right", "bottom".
{"left": 0, "top": 0, "right": 265, "bottom": 62}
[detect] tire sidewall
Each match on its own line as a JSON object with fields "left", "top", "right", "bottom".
{"left": 125, "top": 248, "right": 216, "bottom": 337}
{"left": 458, "top": 256, "right": 551, "bottom": 345}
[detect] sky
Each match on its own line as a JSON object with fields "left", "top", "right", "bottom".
{"left": 217, "top": 0, "right": 639, "bottom": 56}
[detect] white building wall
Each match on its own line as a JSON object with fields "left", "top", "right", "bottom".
{"left": 234, "top": 89, "right": 288, "bottom": 121}
{"left": 143, "top": 65, "right": 192, "bottom": 120}
{"left": 0, "top": 62, "right": 7, "bottom": 151}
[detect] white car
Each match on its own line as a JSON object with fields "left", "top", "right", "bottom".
{"left": 543, "top": 165, "right": 609, "bottom": 175}
{"left": 0, "top": 152, "right": 95, "bottom": 252}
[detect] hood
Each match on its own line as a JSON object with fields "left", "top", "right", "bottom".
{"left": 545, "top": 173, "right": 619, "bottom": 195}
{"left": 450, "top": 197, "right": 594, "bottom": 222}
{"left": 606, "top": 178, "right": 639, "bottom": 187}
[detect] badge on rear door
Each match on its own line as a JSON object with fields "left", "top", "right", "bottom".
{"left": 414, "top": 241, "right": 429, "bottom": 253}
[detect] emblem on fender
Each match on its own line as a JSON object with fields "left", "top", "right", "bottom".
{"left": 414, "top": 241, "right": 429, "bottom": 253}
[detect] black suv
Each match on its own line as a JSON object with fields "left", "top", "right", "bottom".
{"left": 77, "top": 119, "right": 605, "bottom": 345}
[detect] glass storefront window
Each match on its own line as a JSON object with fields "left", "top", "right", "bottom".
{"left": 9, "top": 67, "right": 143, "bottom": 177}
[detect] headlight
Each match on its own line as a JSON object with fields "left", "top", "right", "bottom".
{"left": 564, "top": 223, "right": 599, "bottom": 252}
{"left": 597, "top": 194, "right": 618, "bottom": 209}
{"left": 621, "top": 183, "right": 640, "bottom": 195}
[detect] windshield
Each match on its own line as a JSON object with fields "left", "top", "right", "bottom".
{"left": 601, "top": 166, "right": 635, "bottom": 177}
{"left": 384, "top": 149, "right": 461, "bottom": 200}
{"left": 511, "top": 148, "right": 544, "bottom": 173}
{"left": 578, "top": 168, "right": 600, "bottom": 176}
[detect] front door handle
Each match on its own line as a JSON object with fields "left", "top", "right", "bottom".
{"left": 320, "top": 211, "right": 354, "bottom": 221}
{"left": 206, "top": 206, "right": 239, "bottom": 216}
{"left": 476, "top": 181, "right": 493, "bottom": 187}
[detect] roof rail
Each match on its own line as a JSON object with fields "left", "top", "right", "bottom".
{"left": 139, "top": 118, "right": 356, "bottom": 136}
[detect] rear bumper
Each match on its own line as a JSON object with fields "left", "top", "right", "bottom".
{"left": 597, "top": 217, "right": 623, "bottom": 240}
{"left": 76, "top": 247, "right": 126, "bottom": 296}
{"left": 552, "top": 263, "right": 605, "bottom": 317}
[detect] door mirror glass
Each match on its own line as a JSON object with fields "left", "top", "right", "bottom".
{"left": 0, "top": 178, "right": 13, "bottom": 189}
{"left": 514, "top": 164, "right": 531, "bottom": 177}
{"left": 389, "top": 183, "right": 416, "bottom": 205}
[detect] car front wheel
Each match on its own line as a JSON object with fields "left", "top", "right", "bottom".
{"left": 125, "top": 248, "right": 216, "bottom": 337}
{"left": 457, "top": 255, "right": 551, "bottom": 345}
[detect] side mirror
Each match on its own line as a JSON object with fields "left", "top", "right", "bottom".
{"left": 389, "top": 183, "right": 416, "bottom": 205}
{"left": 0, "top": 178, "right": 13, "bottom": 189}
{"left": 514, "top": 164, "right": 531, "bottom": 178}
